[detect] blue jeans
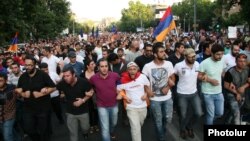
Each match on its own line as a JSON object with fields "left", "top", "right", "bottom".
{"left": 203, "top": 93, "right": 224, "bottom": 125}
{"left": 150, "top": 99, "right": 173, "bottom": 141}
{"left": 97, "top": 105, "right": 118, "bottom": 141}
{"left": 225, "top": 93, "right": 242, "bottom": 125}
{"left": 0, "top": 118, "right": 20, "bottom": 141}
{"left": 177, "top": 92, "right": 203, "bottom": 131}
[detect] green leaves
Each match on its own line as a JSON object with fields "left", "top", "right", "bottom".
{"left": 0, "top": 0, "right": 71, "bottom": 45}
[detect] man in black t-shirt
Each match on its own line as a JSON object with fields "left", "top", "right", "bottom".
{"left": 16, "top": 56, "right": 56, "bottom": 141}
{"left": 57, "top": 66, "right": 93, "bottom": 141}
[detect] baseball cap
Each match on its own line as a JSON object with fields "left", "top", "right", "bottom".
{"left": 68, "top": 51, "right": 76, "bottom": 58}
{"left": 127, "top": 62, "right": 138, "bottom": 68}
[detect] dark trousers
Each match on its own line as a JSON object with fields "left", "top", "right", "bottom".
{"left": 22, "top": 112, "right": 50, "bottom": 141}
{"left": 51, "top": 96, "right": 64, "bottom": 123}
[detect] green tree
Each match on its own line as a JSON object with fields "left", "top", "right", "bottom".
{"left": 0, "top": 0, "right": 71, "bottom": 45}
{"left": 172, "top": 0, "right": 216, "bottom": 31}
{"left": 119, "top": 0, "right": 154, "bottom": 32}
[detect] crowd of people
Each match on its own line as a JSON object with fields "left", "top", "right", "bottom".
{"left": 0, "top": 31, "right": 250, "bottom": 141}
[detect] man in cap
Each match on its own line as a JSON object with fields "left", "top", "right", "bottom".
{"left": 174, "top": 48, "right": 202, "bottom": 139}
{"left": 117, "top": 62, "right": 150, "bottom": 141}
{"left": 64, "top": 51, "right": 84, "bottom": 77}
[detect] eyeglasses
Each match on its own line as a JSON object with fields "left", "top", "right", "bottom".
{"left": 145, "top": 50, "right": 153, "bottom": 52}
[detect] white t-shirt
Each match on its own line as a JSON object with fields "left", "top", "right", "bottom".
{"left": 174, "top": 60, "right": 199, "bottom": 94}
{"left": 117, "top": 74, "right": 150, "bottom": 108}
{"left": 49, "top": 72, "right": 61, "bottom": 98}
{"left": 223, "top": 54, "right": 236, "bottom": 72}
{"left": 41, "top": 55, "right": 60, "bottom": 73}
{"left": 142, "top": 61, "right": 174, "bottom": 101}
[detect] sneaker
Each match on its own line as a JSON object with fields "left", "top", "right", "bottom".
{"left": 110, "top": 133, "right": 116, "bottom": 141}
{"left": 180, "top": 130, "right": 188, "bottom": 140}
{"left": 187, "top": 129, "right": 195, "bottom": 138}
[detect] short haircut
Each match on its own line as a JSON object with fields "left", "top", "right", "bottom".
{"left": 211, "top": 43, "right": 224, "bottom": 54}
{"left": 153, "top": 42, "right": 164, "bottom": 54}
{"left": 62, "top": 65, "right": 75, "bottom": 74}
{"left": 175, "top": 42, "right": 184, "bottom": 50}
{"left": 107, "top": 53, "right": 119, "bottom": 62}
{"left": 39, "top": 62, "right": 48, "bottom": 69}
{"left": 117, "top": 48, "right": 124, "bottom": 52}
{"left": 11, "top": 62, "right": 20, "bottom": 67}
{"left": 43, "top": 46, "right": 51, "bottom": 52}
{"left": 143, "top": 43, "right": 153, "bottom": 50}
{"left": 236, "top": 53, "right": 247, "bottom": 61}
{"left": 0, "top": 73, "right": 7, "bottom": 80}
{"left": 25, "top": 55, "right": 37, "bottom": 65}
{"left": 97, "top": 58, "right": 108, "bottom": 66}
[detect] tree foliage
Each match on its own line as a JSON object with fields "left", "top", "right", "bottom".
{"left": 0, "top": 0, "right": 71, "bottom": 45}
{"left": 119, "top": 0, "right": 155, "bottom": 32}
{"left": 172, "top": 0, "right": 216, "bottom": 31}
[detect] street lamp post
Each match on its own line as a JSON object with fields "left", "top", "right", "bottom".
{"left": 184, "top": 17, "right": 186, "bottom": 32}
{"left": 193, "top": 0, "right": 197, "bottom": 34}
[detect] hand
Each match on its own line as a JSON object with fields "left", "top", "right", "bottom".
{"left": 235, "top": 94, "right": 242, "bottom": 102}
{"left": 209, "top": 79, "right": 219, "bottom": 86}
{"left": 33, "top": 91, "right": 42, "bottom": 98}
{"left": 168, "top": 79, "right": 175, "bottom": 87}
{"left": 147, "top": 91, "right": 155, "bottom": 97}
{"left": 22, "top": 91, "right": 31, "bottom": 98}
{"left": 116, "top": 93, "right": 123, "bottom": 100}
{"left": 161, "top": 86, "right": 170, "bottom": 95}
{"left": 15, "top": 88, "right": 23, "bottom": 94}
{"left": 125, "top": 97, "right": 132, "bottom": 104}
{"left": 230, "top": 83, "right": 236, "bottom": 90}
{"left": 85, "top": 90, "right": 94, "bottom": 97}
{"left": 73, "top": 98, "right": 84, "bottom": 107}
{"left": 40, "top": 88, "right": 47, "bottom": 94}
{"left": 202, "top": 74, "right": 208, "bottom": 82}
{"left": 141, "top": 94, "right": 147, "bottom": 101}
{"left": 237, "top": 86, "right": 245, "bottom": 94}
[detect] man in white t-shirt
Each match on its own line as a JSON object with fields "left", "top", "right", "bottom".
{"left": 174, "top": 48, "right": 202, "bottom": 139}
{"left": 117, "top": 62, "right": 150, "bottom": 141}
{"left": 223, "top": 43, "right": 240, "bottom": 72}
{"left": 41, "top": 47, "right": 64, "bottom": 74}
{"left": 142, "top": 42, "right": 175, "bottom": 141}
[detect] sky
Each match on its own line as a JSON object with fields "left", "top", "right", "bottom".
{"left": 67, "top": 0, "right": 182, "bottom": 21}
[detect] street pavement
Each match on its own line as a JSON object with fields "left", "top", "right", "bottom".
{"left": 47, "top": 111, "right": 204, "bottom": 141}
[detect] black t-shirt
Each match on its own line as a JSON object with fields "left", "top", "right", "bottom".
{"left": 57, "top": 77, "right": 92, "bottom": 115}
{"left": 167, "top": 54, "right": 184, "bottom": 67}
{"left": 17, "top": 69, "right": 56, "bottom": 113}
{"left": 134, "top": 55, "right": 154, "bottom": 71}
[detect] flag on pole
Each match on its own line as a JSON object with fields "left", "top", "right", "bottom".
{"left": 95, "top": 27, "right": 99, "bottom": 38}
{"left": 8, "top": 32, "right": 18, "bottom": 52}
{"left": 80, "top": 29, "right": 83, "bottom": 37}
{"left": 91, "top": 26, "right": 95, "bottom": 37}
{"left": 153, "top": 6, "right": 176, "bottom": 42}
{"left": 111, "top": 24, "right": 117, "bottom": 34}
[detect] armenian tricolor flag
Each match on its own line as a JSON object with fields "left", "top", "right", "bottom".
{"left": 153, "top": 7, "right": 176, "bottom": 42}
{"left": 8, "top": 32, "right": 18, "bottom": 52}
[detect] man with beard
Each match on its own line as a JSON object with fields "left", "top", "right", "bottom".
{"left": 134, "top": 43, "right": 154, "bottom": 72}
{"left": 223, "top": 42, "right": 240, "bottom": 72}
{"left": 198, "top": 44, "right": 225, "bottom": 125}
{"left": 89, "top": 58, "right": 120, "bottom": 141}
{"left": 224, "top": 54, "right": 250, "bottom": 124}
{"left": 8, "top": 63, "right": 22, "bottom": 86}
{"left": 142, "top": 43, "right": 175, "bottom": 141}
{"left": 57, "top": 66, "right": 93, "bottom": 141}
{"left": 174, "top": 48, "right": 202, "bottom": 139}
{"left": 15, "top": 56, "right": 56, "bottom": 141}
